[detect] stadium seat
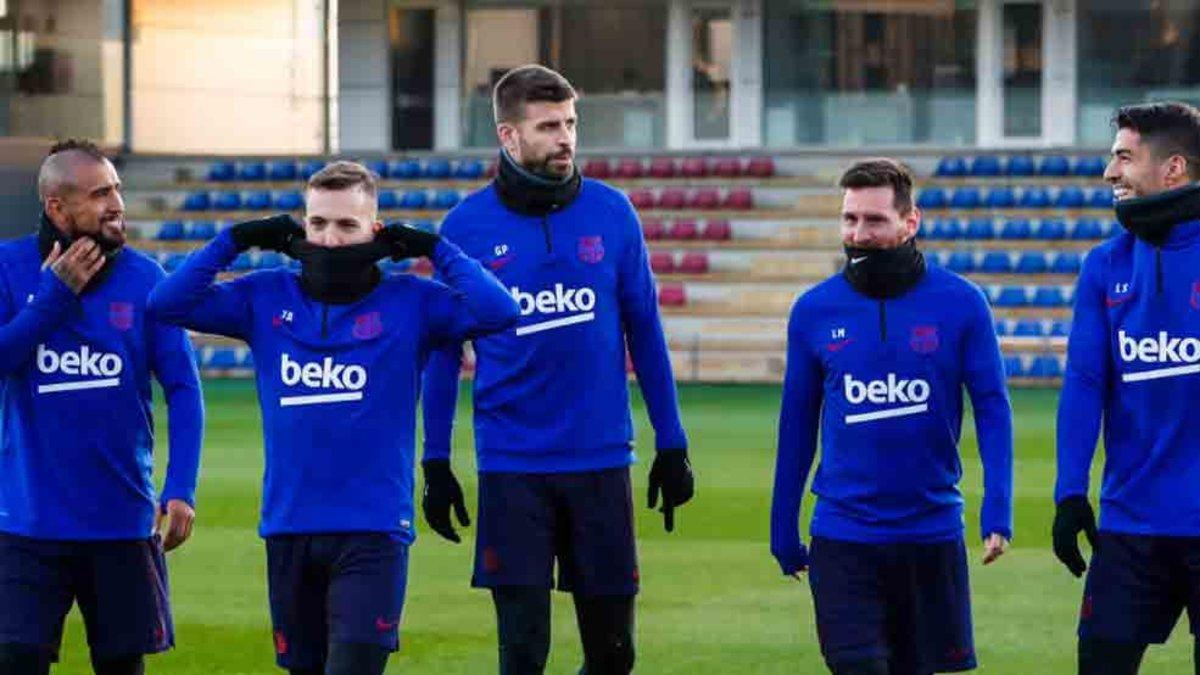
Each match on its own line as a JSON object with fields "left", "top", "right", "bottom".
{"left": 1036, "top": 218, "right": 1068, "bottom": 240}
{"left": 214, "top": 191, "right": 243, "bottom": 211}
{"left": 643, "top": 218, "right": 666, "bottom": 241}
{"left": 1015, "top": 251, "right": 1049, "bottom": 274}
{"left": 628, "top": 190, "right": 655, "bottom": 210}
{"left": 970, "top": 155, "right": 1002, "bottom": 177}
{"left": 1018, "top": 186, "right": 1051, "bottom": 209}
{"left": 1051, "top": 321, "right": 1071, "bottom": 337}
{"left": 425, "top": 158, "right": 452, "bottom": 180}
{"left": 207, "top": 162, "right": 236, "bottom": 182}
{"left": 240, "top": 350, "right": 255, "bottom": 368}
{"left": 1000, "top": 218, "right": 1032, "bottom": 240}
{"left": 928, "top": 218, "right": 963, "bottom": 240}
{"left": 678, "top": 252, "right": 709, "bottom": 274}
{"left": 1003, "top": 355, "right": 1025, "bottom": 377}
{"left": 994, "top": 320, "right": 1010, "bottom": 337}
{"left": 209, "top": 348, "right": 239, "bottom": 370}
{"left": 187, "top": 221, "right": 217, "bottom": 241}
{"left": 156, "top": 220, "right": 185, "bottom": 241}
{"left": 1071, "top": 218, "right": 1104, "bottom": 240}
{"left": 300, "top": 160, "right": 326, "bottom": 180}
{"left": 681, "top": 157, "right": 709, "bottom": 178}
{"left": 747, "top": 156, "right": 776, "bottom": 178}
{"left": 658, "top": 284, "right": 687, "bottom": 307}
{"left": 616, "top": 158, "right": 645, "bottom": 179}
{"left": 257, "top": 252, "right": 285, "bottom": 269}
{"left": 934, "top": 156, "right": 968, "bottom": 178}
{"left": 688, "top": 189, "right": 720, "bottom": 210}
{"left": 182, "top": 192, "right": 211, "bottom": 212}
{"left": 390, "top": 159, "right": 421, "bottom": 180}
{"left": 649, "top": 252, "right": 675, "bottom": 274}
{"left": 1051, "top": 252, "right": 1083, "bottom": 274}
{"left": 378, "top": 191, "right": 400, "bottom": 210}
{"left": 582, "top": 158, "right": 612, "bottom": 179}
{"left": 993, "top": 286, "right": 1028, "bottom": 307}
{"left": 1013, "top": 320, "right": 1044, "bottom": 337}
{"left": 432, "top": 190, "right": 460, "bottom": 209}
{"left": 702, "top": 220, "right": 732, "bottom": 241}
{"left": 965, "top": 217, "right": 996, "bottom": 240}
{"left": 229, "top": 253, "right": 253, "bottom": 272}
{"left": 1055, "top": 186, "right": 1086, "bottom": 209}
{"left": 986, "top": 187, "right": 1017, "bottom": 209}
{"left": 400, "top": 191, "right": 429, "bottom": 210}
{"left": 649, "top": 157, "right": 677, "bottom": 179}
{"left": 658, "top": 189, "right": 687, "bottom": 210}
{"left": 268, "top": 161, "right": 298, "bottom": 182}
{"left": 245, "top": 191, "right": 272, "bottom": 211}
{"left": 723, "top": 189, "right": 753, "bottom": 210}
{"left": 274, "top": 191, "right": 303, "bottom": 211}
{"left": 916, "top": 188, "right": 948, "bottom": 210}
{"left": 1104, "top": 219, "right": 1123, "bottom": 237}
{"left": 161, "top": 252, "right": 188, "bottom": 272}
{"left": 924, "top": 251, "right": 945, "bottom": 267}
{"left": 712, "top": 157, "right": 742, "bottom": 178}
{"left": 1039, "top": 155, "right": 1071, "bottom": 176}
{"left": 454, "top": 159, "right": 485, "bottom": 180}
{"left": 945, "top": 251, "right": 975, "bottom": 273}
{"left": 410, "top": 258, "right": 433, "bottom": 275}
{"left": 1029, "top": 355, "right": 1063, "bottom": 378}
{"left": 669, "top": 220, "right": 699, "bottom": 240}
{"left": 950, "top": 187, "right": 982, "bottom": 210}
{"left": 238, "top": 163, "right": 266, "bottom": 182}
{"left": 980, "top": 251, "right": 1013, "bottom": 273}
{"left": 1033, "top": 286, "right": 1067, "bottom": 307}
{"left": 367, "top": 159, "right": 389, "bottom": 179}
{"left": 1005, "top": 155, "right": 1036, "bottom": 177}
{"left": 1087, "top": 187, "right": 1113, "bottom": 210}
{"left": 1075, "top": 156, "right": 1107, "bottom": 177}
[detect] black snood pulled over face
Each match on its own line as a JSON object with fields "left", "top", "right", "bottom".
{"left": 842, "top": 237, "right": 926, "bottom": 299}
{"left": 287, "top": 238, "right": 390, "bottom": 305}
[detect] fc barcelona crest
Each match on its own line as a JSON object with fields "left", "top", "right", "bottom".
{"left": 352, "top": 311, "right": 383, "bottom": 340}
{"left": 577, "top": 236, "right": 605, "bottom": 264}
{"left": 910, "top": 325, "right": 939, "bottom": 354}
{"left": 109, "top": 302, "right": 133, "bottom": 331}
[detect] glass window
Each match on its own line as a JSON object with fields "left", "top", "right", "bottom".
{"left": 462, "top": 0, "right": 667, "bottom": 149}
{"left": 1078, "top": 1, "right": 1200, "bottom": 147}
{"left": 762, "top": 0, "right": 976, "bottom": 147}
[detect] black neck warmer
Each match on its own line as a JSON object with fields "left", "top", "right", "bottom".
{"left": 287, "top": 238, "right": 390, "bottom": 305}
{"left": 493, "top": 149, "right": 582, "bottom": 217}
{"left": 1114, "top": 183, "right": 1200, "bottom": 247}
{"left": 843, "top": 238, "right": 926, "bottom": 300}
{"left": 37, "top": 212, "right": 121, "bottom": 291}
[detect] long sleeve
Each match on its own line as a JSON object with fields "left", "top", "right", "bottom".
{"left": 615, "top": 201, "right": 688, "bottom": 451}
{"left": 0, "top": 268, "right": 79, "bottom": 376}
{"left": 770, "top": 302, "right": 823, "bottom": 574}
{"left": 1055, "top": 251, "right": 1109, "bottom": 503}
{"left": 423, "top": 239, "right": 519, "bottom": 343}
{"left": 146, "top": 230, "right": 254, "bottom": 340}
{"left": 961, "top": 285, "right": 1015, "bottom": 540}
{"left": 421, "top": 341, "right": 464, "bottom": 462}
{"left": 148, "top": 311, "right": 204, "bottom": 508}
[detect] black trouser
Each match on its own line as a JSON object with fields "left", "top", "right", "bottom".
{"left": 492, "top": 586, "right": 635, "bottom": 675}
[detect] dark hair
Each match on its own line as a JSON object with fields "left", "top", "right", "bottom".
{"left": 1115, "top": 102, "right": 1200, "bottom": 180}
{"left": 38, "top": 139, "right": 110, "bottom": 200}
{"left": 492, "top": 64, "right": 577, "bottom": 124}
{"left": 306, "top": 160, "right": 378, "bottom": 200}
{"left": 838, "top": 158, "right": 915, "bottom": 214}
{"left": 47, "top": 138, "right": 106, "bottom": 161}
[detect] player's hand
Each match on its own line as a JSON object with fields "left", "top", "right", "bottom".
{"left": 421, "top": 459, "right": 470, "bottom": 543}
{"left": 379, "top": 223, "right": 440, "bottom": 260}
{"left": 44, "top": 238, "right": 106, "bottom": 295}
{"left": 155, "top": 499, "right": 195, "bottom": 552}
{"left": 230, "top": 214, "right": 303, "bottom": 252}
{"left": 773, "top": 542, "right": 809, "bottom": 580}
{"left": 1052, "top": 495, "right": 1097, "bottom": 577}
{"left": 982, "top": 532, "right": 1009, "bottom": 565}
{"left": 648, "top": 449, "right": 694, "bottom": 533}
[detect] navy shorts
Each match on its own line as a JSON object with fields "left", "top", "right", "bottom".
{"left": 472, "top": 466, "right": 639, "bottom": 596}
{"left": 1079, "top": 532, "right": 1200, "bottom": 644}
{"left": 808, "top": 536, "right": 976, "bottom": 674}
{"left": 266, "top": 533, "right": 409, "bottom": 670}
{"left": 0, "top": 532, "right": 173, "bottom": 661}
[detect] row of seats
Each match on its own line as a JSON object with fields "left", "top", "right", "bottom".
{"left": 935, "top": 155, "right": 1106, "bottom": 178}
{"left": 180, "top": 189, "right": 464, "bottom": 213}
{"left": 997, "top": 318, "right": 1070, "bottom": 338}
{"left": 928, "top": 250, "right": 1083, "bottom": 275}
{"left": 628, "top": 188, "right": 753, "bottom": 211}
{"left": 650, "top": 252, "right": 710, "bottom": 275}
{"left": 153, "top": 249, "right": 434, "bottom": 275}
{"left": 154, "top": 219, "right": 439, "bottom": 242}
{"left": 1003, "top": 354, "right": 1064, "bottom": 378}
{"left": 922, "top": 216, "right": 1116, "bottom": 241}
{"left": 917, "top": 185, "right": 1112, "bottom": 211}
{"left": 644, "top": 219, "right": 731, "bottom": 242}
{"left": 207, "top": 159, "right": 487, "bottom": 183}
{"left": 989, "top": 285, "right": 1071, "bottom": 307}
{"left": 582, "top": 156, "right": 775, "bottom": 180}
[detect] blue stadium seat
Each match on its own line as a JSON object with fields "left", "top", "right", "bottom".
{"left": 1037, "top": 218, "right": 1068, "bottom": 240}
{"left": 1029, "top": 355, "right": 1063, "bottom": 378}
{"left": 1005, "top": 155, "right": 1036, "bottom": 177}
{"left": 1074, "top": 156, "right": 1107, "bottom": 177}
{"left": 1000, "top": 218, "right": 1033, "bottom": 240}
{"left": 238, "top": 162, "right": 267, "bottom": 182}
{"left": 950, "top": 187, "right": 982, "bottom": 210}
{"left": 207, "top": 162, "right": 236, "bottom": 182}
{"left": 209, "top": 348, "right": 239, "bottom": 369}
{"left": 1087, "top": 187, "right": 1113, "bottom": 210}
{"left": 274, "top": 191, "right": 304, "bottom": 211}
{"left": 156, "top": 220, "right": 185, "bottom": 241}
{"left": 300, "top": 160, "right": 326, "bottom": 180}
{"left": 928, "top": 218, "right": 963, "bottom": 240}
{"left": 1033, "top": 286, "right": 1067, "bottom": 307}
{"left": 245, "top": 190, "right": 272, "bottom": 211}
{"left": 946, "top": 251, "right": 976, "bottom": 273}
{"left": 1016, "top": 252, "right": 1048, "bottom": 274}
{"left": 214, "top": 191, "right": 243, "bottom": 211}
{"left": 1106, "top": 219, "right": 1124, "bottom": 237}
{"left": 1018, "top": 186, "right": 1051, "bottom": 209}
{"left": 367, "top": 159, "right": 389, "bottom": 178}
{"left": 1051, "top": 321, "right": 1071, "bottom": 337}
{"left": 230, "top": 253, "right": 254, "bottom": 271}
{"left": 182, "top": 192, "right": 211, "bottom": 211}
{"left": 965, "top": 217, "right": 996, "bottom": 240}
{"left": 240, "top": 350, "right": 255, "bottom": 368}
{"left": 425, "top": 159, "right": 452, "bottom": 179}
{"left": 378, "top": 191, "right": 400, "bottom": 210}
{"left": 994, "top": 320, "right": 1010, "bottom": 337}
{"left": 980, "top": 251, "right": 1012, "bottom": 273}
{"left": 917, "top": 188, "right": 948, "bottom": 210}
{"left": 1071, "top": 218, "right": 1104, "bottom": 239}
{"left": 1039, "top": 155, "right": 1071, "bottom": 176}
{"left": 454, "top": 159, "right": 485, "bottom": 179}
{"left": 1013, "top": 320, "right": 1044, "bottom": 337}
{"left": 924, "top": 250, "right": 944, "bottom": 267}
{"left": 1051, "top": 252, "right": 1083, "bottom": 274}
{"left": 986, "top": 187, "right": 1017, "bottom": 209}
{"left": 268, "top": 161, "right": 298, "bottom": 181}
{"left": 390, "top": 159, "right": 421, "bottom": 179}
{"left": 970, "top": 155, "right": 1002, "bottom": 177}
{"left": 1003, "top": 355, "right": 1025, "bottom": 377}
{"left": 994, "top": 286, "right": 1028, "bottom": 306}
{"left": 187, "top": 221, "right": 217, "bottom": 241}
{"left": 433, "top": 190, "right": 460, "bottom": 209}
{"left": 257, "top": 252, "right": 285, "bottom": 269}
{"left": 935, "top": 156, "right": 968, "bottom": 177}
{"left": 400, "top": 191, "right": 429, "bottom": 210}
{"left": 161, "top": 252, "right": 188, "bottom": 272}
{"left": 1055, "top": 186, "right": 1086, "bottom": 209}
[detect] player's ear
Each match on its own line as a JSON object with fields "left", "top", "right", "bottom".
{"left": 373, "top": 220, "right": 383, "bottom": 234}
{"left": 903, "top": 206, "right": 921, "bottom": 240}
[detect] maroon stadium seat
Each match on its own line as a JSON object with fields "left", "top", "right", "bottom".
{"left": 678, "top": 252, "right": 709, "bottom": 274}
{"left": 583, "top": 158, "right": 612, "bottom": 179}
{"left": 747, "top": 156, "right": 776, "bottom": 178}
{"left": 680, "top": 156, "right": 709, "bottom": 178}
{"left": 712, "top": 157, "right": 742, "bottom": 178}
{"left": 702, "top": 220, "right": 732, "bottom": 241}
{"left": 616, "top": 158, "right": 645, "bottom": 179}
{"left": 668, "top": 220, "right": 699, "bottom": 240}
{"left": 649, "top": 157, "right": 677, "bottom": 179}
{"left": 485, "top": 161, "right": 498, "bottom": 178}
{"left": 649, "top": 251, "right": 676, "bottom": 274}
{"left": 628, "top": 190, "right": 656, "bottom": 210}
{"left": 658, "top": 284, "right": 687, "bottom": 307}
{"left": 723, "top": 188, "right": 753, "bottom": 210}
{"left": 658, "top": 188, "right": 687, "bottom": 210}
{"left": 688, "top": 189, "right": 720, "bottom": 210}
{"left": 642, "top": 218, "right": 667, "bottom": 241}
{"left": 411, "top": 258, "right": 433, "bottom": 275}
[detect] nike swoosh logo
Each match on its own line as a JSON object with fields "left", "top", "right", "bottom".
{"left": 850, "top": 257, "right": 867, "bottom": 265}
{"left": 1106, "top": 295, "right": 1131, "bottom": 308}
{"left": 375, "top": 617, "right": 399, "bottom": 631}
{"left": 827, "top": 338, "right": 854, "bottom": 352}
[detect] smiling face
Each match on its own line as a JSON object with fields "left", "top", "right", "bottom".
{"left": 1105, "top": 127, "right": 1190, "bottom": 200}
{"left": 840, "top": 185, "right": 920, "bottom": 250}
{"left": 43, "top": 155, "right": 127, "bottom": 249}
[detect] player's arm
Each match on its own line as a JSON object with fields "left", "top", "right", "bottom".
{"left": 771, "top": 300, "right": 822, "bottom": 578}
{"left": 1053, "top": 250, "right": 1108, "bottom": 576}
{"left": 146, "top": 216, "right": 299, "bottom": 339}
{"left": 147, "top": 303, "right": 204, "bottom": 552}
{"left": 420, "top": 341, "right": 469, "bottom": 543}
{"left": 961, "top": 284, "right": 1014, "bottom": 564}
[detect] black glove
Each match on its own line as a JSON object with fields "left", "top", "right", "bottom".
{"left": 230, "top": 214, "right": 303, "bottom": 253}
{"left": 648, "top": 449, "right": 694, "bottom": 533}
{"left": 421, "top": 459, "right": 470, "bottom": 543}
{"left": 1053, "top": 495, "right": 1098, "bottom": 577}
{"left": 379, "top": 223, "right": 440, "bottom": 260}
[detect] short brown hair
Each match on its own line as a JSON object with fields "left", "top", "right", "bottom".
{"left": 493, "top": 65, "right": 577, "bottom": 124}
{"left": 1115, "top": 102, "right": 1200, "bottom": 180}
{"left": 306, "top": 160, "right": 378, "bottom": 200}
{"left": 838, "top": 159, "right": 915, "bottom": 214}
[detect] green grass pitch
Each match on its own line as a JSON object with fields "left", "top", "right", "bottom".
{"left": 51, "top": 382, "right": 1193, "bottom": 673}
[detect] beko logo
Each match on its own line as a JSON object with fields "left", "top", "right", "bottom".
{"left": 842, "top": 373, "right": 931, "bottom": 424}
{"left": 510, "top": 284, "right": 597, "bottom": 336}
{"left": 36, "top": 344, "right": 122, "bottom": 393}
{"left": 279, "top": 353, "right": 367, "bottom": 406}
{"left": 1118, "top": 330, "right": 1200, "bottom": 383}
